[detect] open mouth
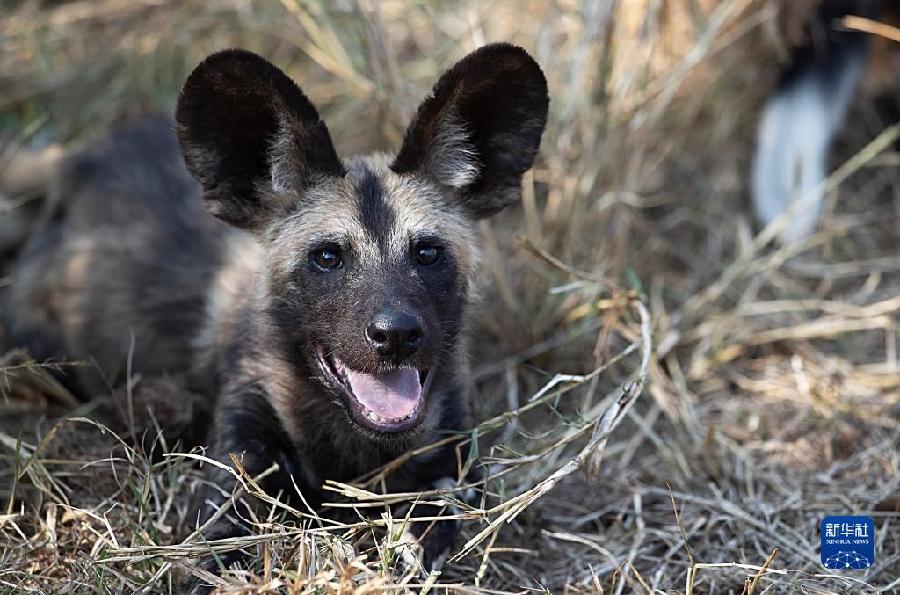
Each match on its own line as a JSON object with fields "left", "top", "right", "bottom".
{"left": 315, "top": 346, "right": 433, "bottom": 433}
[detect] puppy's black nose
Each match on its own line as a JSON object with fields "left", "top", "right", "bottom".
{"left": 366, "top": 309, "right": 423, "bottom": 359}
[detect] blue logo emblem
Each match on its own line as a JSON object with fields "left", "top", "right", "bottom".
{"left": 821, "top": 516, "right": 874, "bottom": 569}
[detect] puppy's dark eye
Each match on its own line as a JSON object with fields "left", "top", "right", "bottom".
{"left": 312, "top": 247, "right": 343, "bottom": 271}
{"left": 414, "top": 243, "right": 442, "bottom": 266}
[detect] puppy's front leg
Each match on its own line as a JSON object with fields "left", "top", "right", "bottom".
{"left": 408, "top": 475, "right": 478, "bottom": 572}
{"left": 186, "top": 389, "right": 311, "bottom": 592}
{"left": 391, "top": 445, "right": 480, "bottom": 575}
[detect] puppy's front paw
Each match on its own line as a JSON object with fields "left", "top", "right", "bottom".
{"left": 181, "top": 549, "right": 247, "bottom": 594}
{"left": 408, "top": 476, "right": 475, "bottom": 572}
{"left": 418, "top": 512, "right": 458, "bottom": 571}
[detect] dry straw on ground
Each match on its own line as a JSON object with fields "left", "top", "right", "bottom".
{"left": 1, "top": 0, "right": 898, "bottom": 593}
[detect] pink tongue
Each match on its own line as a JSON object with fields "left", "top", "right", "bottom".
{"left": 345, "top": 368, "right": 421, "bottom": 420}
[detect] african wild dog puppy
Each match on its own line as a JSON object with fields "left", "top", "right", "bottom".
{"left": 5, "top": 44, "right": 549, "bottom": 583}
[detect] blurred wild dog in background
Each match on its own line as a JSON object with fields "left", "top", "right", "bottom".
{"left": 3, "top": 44, "right": 549, "bottom": 586}
{"left": 752, "top": 0, "right": 899, "bottom": 243}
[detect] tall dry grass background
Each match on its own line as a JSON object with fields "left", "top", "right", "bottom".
{"left": 1, "top": 0, "right": 899, "bottom": 592}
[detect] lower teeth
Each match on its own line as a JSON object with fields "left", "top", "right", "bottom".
{"left": 362, "top": 408, "right": 413, "bottom": 424}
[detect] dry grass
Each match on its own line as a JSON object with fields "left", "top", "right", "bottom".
{"left": 1, "top": 0, "right": 899, "bottom": 593}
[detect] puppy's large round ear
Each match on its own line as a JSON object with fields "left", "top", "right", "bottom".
{"left": 391, "top": 44, "right": 549, "bottom": 219}
{"left": 176, "top": 49, "right": 344, "bottom": 230}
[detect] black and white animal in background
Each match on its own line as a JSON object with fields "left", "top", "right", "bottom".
{"left": 4, "top": 45, "right": 549, "bottom": 589}
{"left": 751, "top": 0, "right": 895, "bottom": 243}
